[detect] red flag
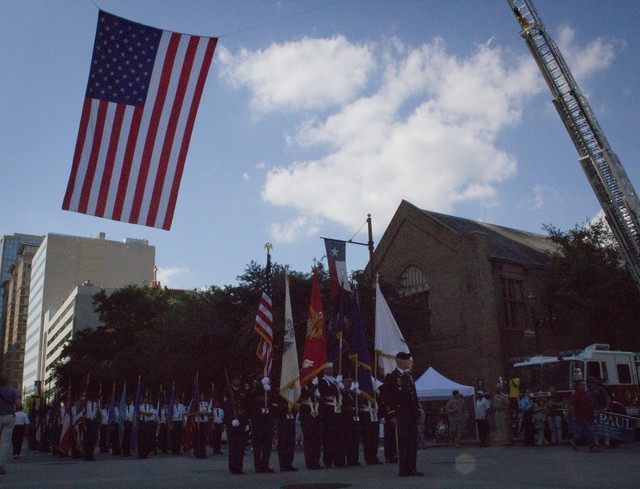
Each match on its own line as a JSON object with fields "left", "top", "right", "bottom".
{"left": 62, "top": 11, "right": 217, "bottom": 230}
{"left": 255, "top": 250, "right": 273, "bottom": 378}
{"left": 300, "top": 267, "right": 328, "bottom": 386}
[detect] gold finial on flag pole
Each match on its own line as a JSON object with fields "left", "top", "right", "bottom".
{"left": 264, "top": 242, "right": 273, "bottom": 255}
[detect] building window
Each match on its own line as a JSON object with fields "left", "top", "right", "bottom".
{"left": 503, "top": 279, "right": 528, "bottom": 330}
{"left": 400, "top": 265, "right": 431, "bottom": 335}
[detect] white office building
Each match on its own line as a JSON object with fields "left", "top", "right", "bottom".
{"left": 23, "top": 233, "right": 154, "bottom": 396}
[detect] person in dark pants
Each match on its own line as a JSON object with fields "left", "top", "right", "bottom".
{"left": 342, "top": 376, "right": 362, "bottom": 466}
{"left": 519, "top": 390, "right": 535, "bottom": 446}
{"left": 475, "top": 391, "right": 491, "bottom": 447}
{"left": 193, "top": 394, "right": 210, "bottom": 459}
{"left": 249, "top": 376, "right": 277, "bottom": 473}
{"left": 82, "top": 395, "right": 100, "bottom": 461}
{"left": 122, "top": 397, "right": 135, "bottom": 457}
{"left": 318, "top": 363, "right": 344, "bottom": 468}
{"left": 169, "top": 398, "right": 186, "bottom": 455}
{"left": 360, "top": 397, "right": 381, "bottom": 465}
{"left": 136, "top": 396, "right": 156, "bottom": 459}
{"left": 276, "top": 400, "right": 298, "bottom": 471}
{"left": 12, "top": 407, "right": 29, "bottom": 458}
{"left": 222, "top": 373, "right": 249, "bottom": 475}
{"left": 299, "top": 375, "right": 323, "bottom": 469}
{"left": 380, "top": 352, "right": 423, "bottom": 478}
{"left": 210, "top": 400, "right": 224, "bottom": 454}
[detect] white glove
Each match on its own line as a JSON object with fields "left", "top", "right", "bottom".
{"left": 353, "top": 382, "right": 359, "bottom": 390}
{"left": 355, "top": 389, "right": 361, "bottom": 395}
{"left": 231, "top": 419, "right": 240, "bottom": 427}
{"left": 263, "top": 384, "right": 271, "bottom": 392}
{"left": 338, "top": 382, "right": 345, "bottom": 390}
{"left": 336, "top": 375, "right": 343, "bottom": 383}
{"left": 262, "top": 377, "right": 270, "bottom": 386}
{"left": 312, "top": 377, "right": 319, "bottom": 386}
{"left": 314, "top": 390, "right": 321, "bottom": 398}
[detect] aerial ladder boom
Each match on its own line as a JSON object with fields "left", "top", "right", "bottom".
{"left": 507, "top": 0, "right": 640, "bottom": 291}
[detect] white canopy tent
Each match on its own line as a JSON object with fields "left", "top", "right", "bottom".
{"left": 414, "top": 367, "right": 475, "bottom": 401}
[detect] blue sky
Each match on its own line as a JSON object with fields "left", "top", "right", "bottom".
{"left": 2, "top": 1, "right": 639, "bottom": 289}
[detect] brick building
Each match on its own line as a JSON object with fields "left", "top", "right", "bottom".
{"left": 370, "top": 200, "right": 563, "bottom": 391}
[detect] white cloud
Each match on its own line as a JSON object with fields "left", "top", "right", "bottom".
{"left": 218, "top": 36, "right": 375, "bottom": 112}
{"left": 156, "top": 266, "right": 189, "bottom": 287}
{"left": 556, "top": 26, "right": 617, "bottom": 81}
{"left": 220, "top": 31, "right": 618, "bottom": 241}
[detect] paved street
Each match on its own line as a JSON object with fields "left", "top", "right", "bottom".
{"left": 3, "top": 441, "right": 639, "bottom": 489}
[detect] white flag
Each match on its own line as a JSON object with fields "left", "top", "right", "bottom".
{"left": 374, "top": 282, "right": 409, "bottom": 376}
{"left": 279, "top": 272, "right": 301, "bottom": 410}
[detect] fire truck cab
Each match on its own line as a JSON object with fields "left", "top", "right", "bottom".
{"left": 512, "top": 344, "right": 640, "bottom": 416}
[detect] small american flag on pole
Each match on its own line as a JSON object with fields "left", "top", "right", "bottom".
{"left": 255, "top": 244, "right": 274, "bottom": 378}
{"left": 62, "top": 11, "right": 217, "bottom": 230}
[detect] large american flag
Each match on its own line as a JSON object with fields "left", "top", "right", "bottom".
{"left": 62, "top": 11, "right": 217, "bottom": 230}
{"left": 255, "top": 251, "right": 273, "bottom": 378}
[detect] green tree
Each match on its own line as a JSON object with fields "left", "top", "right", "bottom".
{"left": 544, "top": 219, "right": 640, "bottom": 350}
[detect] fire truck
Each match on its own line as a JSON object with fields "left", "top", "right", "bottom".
{"left": 512, "top": 344, "right": 640, "bottom": 416}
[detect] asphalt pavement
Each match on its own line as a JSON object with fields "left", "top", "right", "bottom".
{"left": 2, "top": 439, "right": 639, "bottom": 489}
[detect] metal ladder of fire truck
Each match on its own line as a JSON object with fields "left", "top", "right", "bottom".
{"left": 507, "top": 0, "right": 640, "bottom": 291}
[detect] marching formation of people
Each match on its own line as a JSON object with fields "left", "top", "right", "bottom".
{"left": 2, "top": 366, "right": 625, "bottom": 477}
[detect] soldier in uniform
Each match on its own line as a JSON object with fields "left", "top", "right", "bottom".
{"left": 318, "top": 363, "right": 345, "bottom": 468}
{"left": 276, "top": 397, "right": 298, "bottom": 472}
{"left": 82, "top": 393, "right": 100, "bottom": 461}
{"left": 341, "top": 375, "right": 362, "bottom": 466}
{"left": 194, "top": 394, "right": 210, "bottom": 458}
{"left": 249, "top": 376, "right": 277, "bottom": 473}
{"left": 157, "top": 400, "right": 169, "bottom": 454}
{"left": 122, "top": 396, "right": 135, "bottom": 457}
{"left": 99, "top": 399, "right": 110, "bottom": 454}
{"left": 360, "top": 385, "right": 381, "bottom": 465}
{"left": 299, "top": 373, "right": 323, "bottom": 469}
{"left": 380, "top": 352, "right": 423, "bottom": 478}
{"left": 137, "top": 394, "right": 157, "bottom": 459}
{"left": 169, "top": 397, "right": 186, "bottom": 455}
{"left": 222, "top": 372, "right": 249, "bottom": 475}
{"left": 210, "top": 400, "right": 224, "bottom": 454}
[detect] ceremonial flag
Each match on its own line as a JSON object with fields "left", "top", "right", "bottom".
{"left": 167, "top": 383, "right": 175, "bottom": 418}
{"left": 62, "top": 10, "right": 218, "bottom": 230}
{"left": 374, "top": 282, "right": 409, "bottom": 376}
{"left": 118, "top": 382, "right": 127, "bottom": 442}
{"left": 279, "top": 270, "right": 301, "bottom": 410}
{"left": 349, "top": 292, "right": 375, "bottom": 402}
{"left": 324, "top": 238, "right": 351, "bottom": 298}
{"left": 58, "top": 391, "right": 73, "bottom": 455}
{"left": 300, "top": 266, "right": 328, "bottom": 386}
{"left": 327, "top": 288, "right": 347, "bottom": 369}
{"left": 254, "top": 248, "right": 273, "bottom": 378}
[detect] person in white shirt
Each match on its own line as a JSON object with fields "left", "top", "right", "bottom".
{"left": 12, "top": 407, "right": 29, "bottom": 458}
{"left": 82, "top": 395, "right": 100, "bottom": 461}
{"left": 99, "top": 400, "right": 110, "bottom": 453}
{"left": 194, "top": 394, "right": 211, "bottom": 458}
{"left": 122, "top": 397, "right": 135, "bottom": 457}
{"left": 211, "top": 401, "right": 224, "bottom": 454}
{"left": 137, "top": 395, "right": 157, "bottom": 459}
{"left": 169, "top": 399, "right": 186, "bottom": 455}
{"left": 475, "top": 391, "right": 492, "bottom": 447}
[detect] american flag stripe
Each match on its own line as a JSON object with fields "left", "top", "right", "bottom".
{"left": 255, "top": 253, "right": 274, "bottom": 378}
{"left": 63, "top": 11, "right": 217, "bottom": 230}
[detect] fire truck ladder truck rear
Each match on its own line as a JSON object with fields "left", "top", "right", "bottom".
{"left": 507, "top": 0, "right": 640, "bottom": 291}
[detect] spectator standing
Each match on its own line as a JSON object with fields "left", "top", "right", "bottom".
{"left": 0, "top": 373, "right": 22, "bottom": 475}
{"left": 12, "top": 407, "right": 29, "bottom": 458}
{"left": 492, "top": 386, "right": 510, "bottom": 445}
{"left": 475, "top": 391, "right": 491, "bottom": 447}
{"left": 519, "top": 390, "right": 535, "bottom": 446}
{"left": 568, "top": 380, "right": 600, "bottom": 452}
{"left": 586, "top": 377, "right": 611, "bottom": 449}
{"left": 547, "top": 386, "right": 564, "bottom": 446}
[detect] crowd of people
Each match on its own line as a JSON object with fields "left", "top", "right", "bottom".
{"left": 436, "top": 374, "right": 617, "bottom": 452}
{"left": 2, "top": 365, "right": 621, "bottom": 478}
{"left": 0, "top": 351, "right": 427, "bottom": 478}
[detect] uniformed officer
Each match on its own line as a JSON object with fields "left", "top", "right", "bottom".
{"left": 108, "top": 399, "right": 121, "bottom": 455}
{"left": 380, "top": 352, "right": 423, "bottom": 477}
{"left": 210, "top": 400, "right": 225, "bottom": 454}
{"left": 194, "top": 394, "right": 210, "bottom": 458}
{"left": 82, "top": 394, "right": 100, "bottom": 461}
{"left": 122, "top": 396, "right": 135, "bottom": 457}
{"left": 249, "top": 376, "right": 277, "bottom": 473}
{"left": 99, "top": 399, "right": 110, "bottom": 453}
{"left": 341, "top": 375, "right": 362, "bottom": 466}
{"left": 276, "top": 397, "right": 298, "bottom": 472}
{"left": 222, "top": 372, "right": 249, "bottom": 475}
{"left": 360, "top": 379, "right": 381, "bottom": 465}
{"left": 169, "top": 397, "right": 186, "bottom": 455}
{"left": 318, "top": 363, "right": 345, "bottom": 468}
{"left": 157, "top": 401, "right": 169, "bottom": 454}
{"left": 299, "top": 373, "right": 323, "bottom": 469}
{"left": 137, "top": 395, "right": 157, "bottom": 459}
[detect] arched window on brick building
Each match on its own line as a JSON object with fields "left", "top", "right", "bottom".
{"left": 400, "top": 265, "right": 431, "bottom": 335}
